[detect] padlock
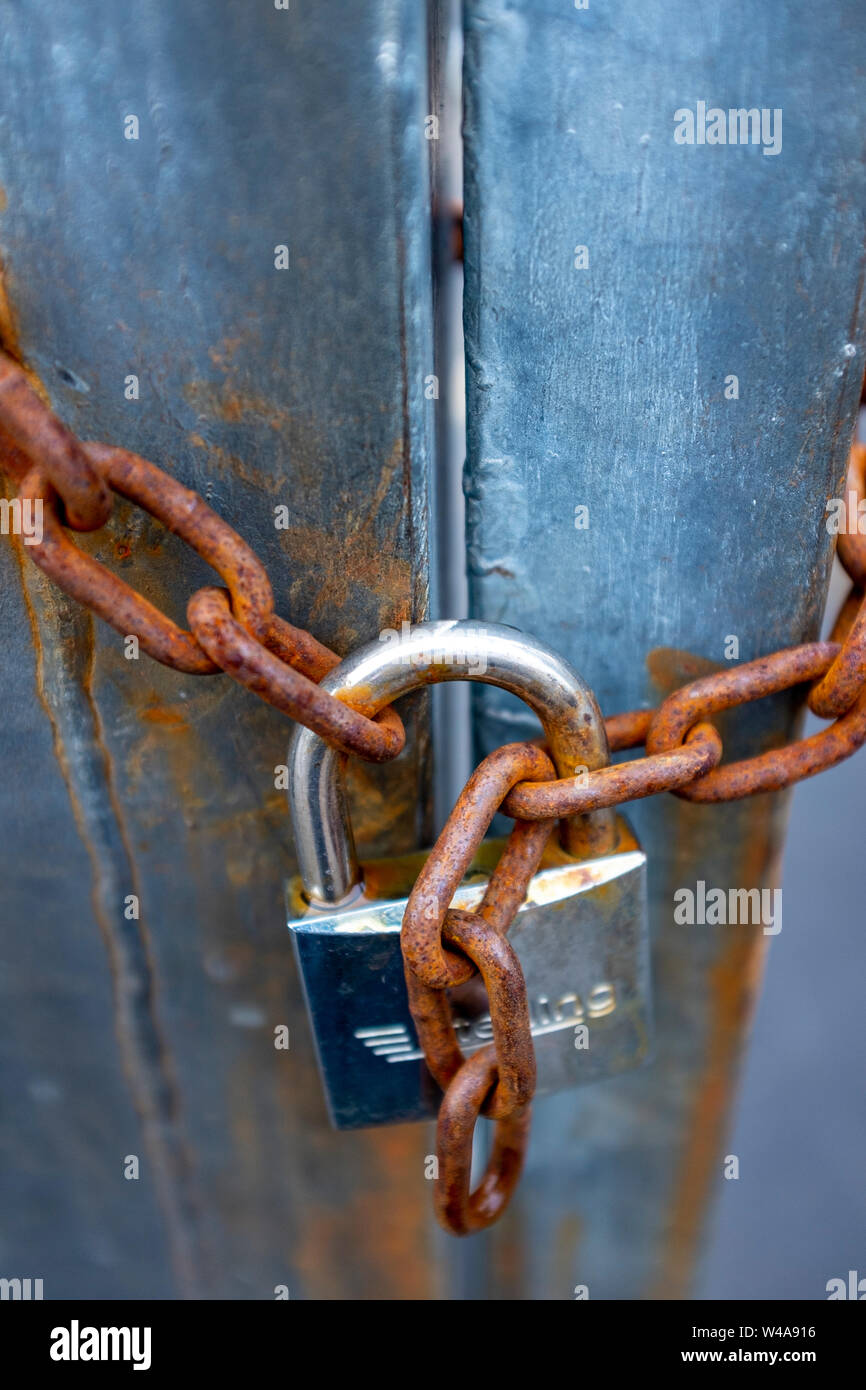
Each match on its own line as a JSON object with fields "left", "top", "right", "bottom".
{"left": 286, "top": 619, "right": 651, "bottom": 1129}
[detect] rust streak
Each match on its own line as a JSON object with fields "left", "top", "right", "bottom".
{"left": 650, "top": 926, "right": 767, "bottom": 1300}
{"left": 7, "top": 480, "right": 208, "bottom": 1301}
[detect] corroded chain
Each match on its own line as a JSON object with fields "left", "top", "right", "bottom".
{"left": 2, "top": 347, "right": 866, "bottom": 1237}
{"left": 0, "top": 352, "right": 405, "bottom": 761}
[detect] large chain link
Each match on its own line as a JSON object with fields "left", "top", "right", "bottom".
{"left": 3, "top": 346, "right": 866, "bottom": 1237}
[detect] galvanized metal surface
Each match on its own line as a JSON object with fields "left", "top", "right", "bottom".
{"left": 2, "top": 0, "right": 864, "bottom": 1301}
{"left": 463, "top": 0, "right": 866, "bottom": 1297}
{"left": 0, "top": 1, "right": 436, "bottom": 1298}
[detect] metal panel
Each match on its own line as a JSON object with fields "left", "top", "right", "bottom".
{"left": 0, "top": 2, "right": 436, "bottom": 1297}
{"left": 463, "top": 0, "right": 866, "bottom": 1296}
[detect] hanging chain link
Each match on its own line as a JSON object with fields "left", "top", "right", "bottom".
{"left": 3, "top": 346, "right": 866, "bottom": 1236}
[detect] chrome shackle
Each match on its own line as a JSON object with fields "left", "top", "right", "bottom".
{"left": 288, "top": 620, "right": 613, "bottom": 905}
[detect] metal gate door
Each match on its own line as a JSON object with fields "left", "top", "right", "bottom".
{"left": 1, "top": 0, "right": 864, "bottom": 1300}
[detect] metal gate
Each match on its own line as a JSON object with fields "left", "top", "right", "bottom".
{"left": 1, "top": 0, "right": 864, "bottom": 1300}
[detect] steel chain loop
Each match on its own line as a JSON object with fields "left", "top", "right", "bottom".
{"left": 2, "top": 353, "right": 405, "bottom": 758}
{"left": 406, "top": 907, "right": 537, "bottom": 1118}
{"left": 809, "top": 443, "right": 866, "bottom": 718}
{"left": 503, "top": 720, "right": 723, "bottom": 819}
{"left": 19, "top": 447, "right": 273, "bottom": 674}
{"left": 401, "top": 761, "right": 554, "bottom": 1233}
{"left": 434, "top": 1047, "right": 532, "bottom": 1237}
{"left": 402, "top": 742, "right": 557, "bottom": 989}
{"left": 0, "top": 353, "right": 112, "bottom": 530}
{"left": 187, "top": 587, "right": 405, "bottom": 762}
{"left": 645, "top": 643, "right": 866, "bottom": 800}
{"left": 3, "top": 345, "right": 866, "bottom": 1236}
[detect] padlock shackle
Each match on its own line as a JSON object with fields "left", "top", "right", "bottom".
{"left": 288, "top": 619, "right": 613, "bottom": 905}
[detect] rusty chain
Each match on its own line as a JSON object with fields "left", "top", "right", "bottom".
{"left": 2, "top": 347, "right": 866, "bottom": 1237}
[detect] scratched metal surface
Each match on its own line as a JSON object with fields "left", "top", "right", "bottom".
{"left": 462, "top": 0, "right": 866, "bottom": 1297}
{"left": 0, "top": 2, "right": 436, "bottom": 1298}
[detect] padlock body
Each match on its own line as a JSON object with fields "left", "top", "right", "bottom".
{"left": 287, "top": 815, "right": 650, "bottom": 1129}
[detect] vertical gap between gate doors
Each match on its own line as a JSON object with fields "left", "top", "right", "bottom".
{"left": 429, "top": 0, "right": 471, "bottom": 835}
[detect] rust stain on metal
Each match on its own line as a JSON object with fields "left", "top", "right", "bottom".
{"left": 647, "top": 646, "right": 725, "bottom": 696}
{"left": 186, "top": 433, "right": 250, "bottom": 486}
{"left": 0, "top": 260, "right": 26, "bottom": 364}
{"left": 552, "top": 1213, "right": 584, "bottom": 1299}
{"left": 293, "top": 1126, "right": 435, "bottom": 1299}
{"left": 344, "top": 755, "right": 427, "bottom": 859}
{"left": 648, "top": 791, "right": 777, "bottom": 1300}
{"left": 183, "top": 378, "right": 289, "bottom": 430}
{"left": 10, "top": 534, "right": 209, "bottom": 1298}
{"left": 279, "top": 438, "right": 414, "bottom": 641}
{"left": 19, "top": 439, "right": 274, "bottom": 672}
{"left": 207, "top": 336, "right": 245, "bottom": 371}
{"left": 0, "top": 298, "right": 434, "bottom": 1284}
{"left": 137, "top": 697, "right": 188, "bottom": 730}
{"left": 651, "top": 919, "right": 768, "bottom": 1300}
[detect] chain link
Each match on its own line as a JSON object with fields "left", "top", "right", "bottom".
{"left": 402, "top": 743, "right": 556, "bottom": 988}
{"left": 3, "top": 345, "right": 866, "bottom": 1238}
{"left": 2, "top": 351, "right": 405, "bottom": 759}
{"left": 0, "top": 353, "right": 112, "bottom": 530}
